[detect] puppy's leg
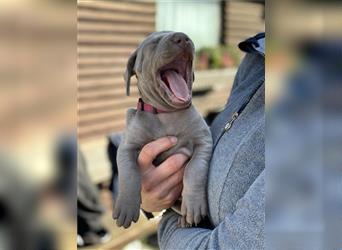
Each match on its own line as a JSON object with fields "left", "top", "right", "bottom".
{"left": 181, "top": 141, "right": 212, "bottom": 227}
{"left": 112, "top": 145, "right": 141, "bottom": 228}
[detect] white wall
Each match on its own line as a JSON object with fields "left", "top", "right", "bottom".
{"left": 156, "top": 0, "right": 221, "bottom": 50}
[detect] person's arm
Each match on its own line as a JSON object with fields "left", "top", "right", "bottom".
{"left": 158, "top": 170, "right": 265, "bottom": 250}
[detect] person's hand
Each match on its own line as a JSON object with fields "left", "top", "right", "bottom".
{"left": 138, "top": 136, "right": 188, "bottom": 212}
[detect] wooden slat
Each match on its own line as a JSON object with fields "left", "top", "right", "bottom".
{"left": 78, "top": 108, "right": 126, "bottom": 123}
{"left": 78, "top": 77, "right": 138, "bottom": 88}
{"left": 78, "top": 9, "right": 155, "bottom": 24}
{"left": 78, "top": 33, "right": 147, "bottom": 44}
{"left": 77, "top": 33, "right": 147, "bottom": 43}
{"left": 227, "top": 23, "right": 265, "bottom": 32}
{"left": 77, "top": 0, "right": 154, "bottom": 140}
{"left": 78, "top": 112, "right": 126, "bottom": 127}
{"left": 78, "top": 56, "right": 127, "bottom": 65}
{"left": 78, "top": 94, "right": 126, "bottom": 103}
{"left": 78, "top": 67, "right": 125, "bottom": 78}
{"left": 78, "top": 22, "right": 154, "bottom": 34}
{"left": 226, "top": 15, "right": 263, "bottom": 26}
{"left": 77, "top": 46, "right": 135, "bottom": 55}
{"left": 78, "top": 82, "right": 125, "bottom": 92}
{"left": 78, "top": 97, "right": 136, "bottom": 113}
{"left": 78, "top": 61, "right": 126, "bottom": 69}
{"left": 78, "top": 88, "right": 139, "bottom": 102}
{"left": 78, "top": 91, "right": 126, "bottom": 101}
{"left": 225, "top": 8, "right": 262, "bottom": 19}
{"left": 78, "top": 1, "right": 155, "bottom": 15}
{"left": 228, "top": 2, "right": 263, "bottom": 14}
{"left": 225, "top": 28, "right": 264, "bottom": 39}
{"left": 78, "top": 103, "right": 127, "bottom": 115}
{"left": 78, "top": 77, "right": 123, "bottom": 86}
{"left": 225, "top": 1, "right": 265, "bottom": 46}
{"left": 78, "top": 84, "right": 136, "bottom": 94}
{"left": 78, "top": 115, "right": 126, "bottom": 128}
{"left": 78, "top": 119, "right": 127, "bottom": 139}
{"left": 78, "top": 52, "right": 131, "bottom": 59}
{"left": 77, "top": 60, "right": 127, "bottom": 69}
{"left": 78, "top": 67, "right": 124, "bottom": 75}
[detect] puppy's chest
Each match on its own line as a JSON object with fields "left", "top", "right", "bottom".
{"left": 133, "top": 110, "right": 191, "bottom": 137}
{"left": 133, "top": 111, "right": 195, "bottom": 164}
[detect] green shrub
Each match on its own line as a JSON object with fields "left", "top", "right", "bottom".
{"left": 195, "top": 45, "right": 242, "bottom": 70}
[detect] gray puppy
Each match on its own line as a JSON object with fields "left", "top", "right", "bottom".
{"left": 113, "top": 31, "right": 213, "bottom": 228}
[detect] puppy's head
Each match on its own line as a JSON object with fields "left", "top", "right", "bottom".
{"left": 124, "top": 31, "right": 195, "bottom": 111}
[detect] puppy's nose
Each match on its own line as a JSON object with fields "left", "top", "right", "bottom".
{"left": 171, "top": 32, "right": 190, "bottom": 48}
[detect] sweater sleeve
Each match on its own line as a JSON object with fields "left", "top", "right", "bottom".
{"left": 158, "top": 170, "right": 265, "bottom": 250}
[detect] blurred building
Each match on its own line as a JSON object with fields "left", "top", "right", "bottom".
{"left": 77, "top": 0, "right": 264, "bottom": 144}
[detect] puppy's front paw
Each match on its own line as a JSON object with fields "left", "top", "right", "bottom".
{"left": 113, "top": 196, "right": 140, "bottom": 228}
{"left": 178, "top": 216, "right": 192, "bottom": 228}
{"left": 181, "top": 192, "right": 207, "bottom": 227}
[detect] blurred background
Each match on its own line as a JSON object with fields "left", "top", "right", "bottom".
{"left": 1, "top": 0, "right": 341, "bottom": 249}
{"left": 77, "top": 0, "right": 264, "bottom": 249}
{"left": 267, "top": 1, "right": 342, "bottom": 249}
{"left": 0, "top": 0, "right": 75, "bottom": 250}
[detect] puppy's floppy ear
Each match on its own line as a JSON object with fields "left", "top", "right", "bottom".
{"left": 124, "top": 50, "right": 137, "bottom": 96}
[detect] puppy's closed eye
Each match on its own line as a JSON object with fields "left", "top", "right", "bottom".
{"left": 151, "top": 37, "right": 162, "bottom": 45}
{"left": 144, "top": 41, "right": 158, "bottom": 51}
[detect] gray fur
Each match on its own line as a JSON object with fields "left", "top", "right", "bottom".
{"left": 113, "top": 31, "right": 213, "bottom": 228}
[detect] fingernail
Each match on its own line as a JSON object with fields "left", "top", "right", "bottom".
{"left": 169, "top": 136, "right": 177, "bottom": 144}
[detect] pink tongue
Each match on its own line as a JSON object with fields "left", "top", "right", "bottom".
{"left": 164, "top": 70, "right": 189, "bottom": 102}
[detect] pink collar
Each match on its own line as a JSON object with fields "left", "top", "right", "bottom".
{"left": 137, "top": 98, "right": 167, "bottom": 114}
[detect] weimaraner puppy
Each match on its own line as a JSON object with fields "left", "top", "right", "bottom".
{"left": 113, "top": 31, "right": 213, "bottom": 228}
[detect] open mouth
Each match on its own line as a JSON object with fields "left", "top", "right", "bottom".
{"left": 159, "top": 54, "right": 191, "bottom": 104}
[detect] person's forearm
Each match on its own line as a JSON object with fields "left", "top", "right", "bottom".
{"left": 158, "top": 210, "right": 212, "bottom": 250}
{"left": 158, "top": 170, "right": 265, "bottom": 250}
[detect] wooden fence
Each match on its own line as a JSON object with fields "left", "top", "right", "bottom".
{"left": 77, "top": 0, "right": 156, "bottom": 141}
{"left": 77, "top": 0, "right": 264, "bottom": 142}
{"left": 224, "top": 1, "right": 265, "bottom": 46}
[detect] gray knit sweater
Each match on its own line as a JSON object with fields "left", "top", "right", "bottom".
{"left": 158, "top": 37, "right": 265, "bottom": 250}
